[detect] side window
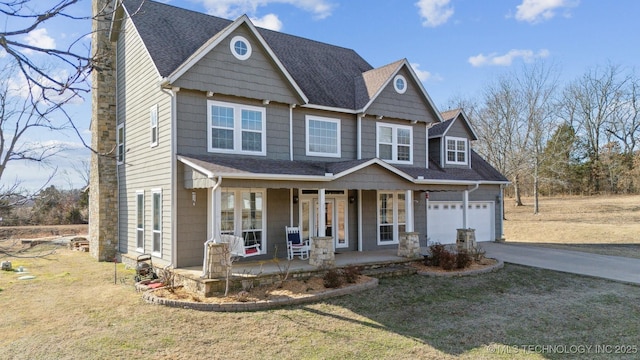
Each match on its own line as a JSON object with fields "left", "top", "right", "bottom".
{"left": 150, "top": 105, "right": 158, "bottom": 147}
{"left": 136, "top": 191, "right": 144, "bottom": 252}
{"left": 152, "top": 189, "right": 162, "bottom": 256}
{"left": 445, "top": 137, "right": 468, "bottom": 165}
{"left": 117, "top": 123, "right": 125, "bottom": 164}
{"left": 306, "top": 116, "right": 341, "bottom": 157}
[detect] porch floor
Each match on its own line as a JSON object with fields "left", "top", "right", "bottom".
{"left": 176, "top": 249, "right": 421, "bottom": 280}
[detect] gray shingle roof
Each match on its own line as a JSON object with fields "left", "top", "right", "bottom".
{"left": 179, "top": 153, "right": 508, "bottom": 183}
{"left": 122, "top": 0, "right": 373, "bottom": 109}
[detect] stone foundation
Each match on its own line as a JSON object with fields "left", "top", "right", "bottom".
{"left": 398, "top": 232, "right": 421, "bottom": 258}
{"left": 309, "top": 236, "right": 334, "bottom": 268}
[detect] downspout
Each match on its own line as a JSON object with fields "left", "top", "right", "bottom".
{"left": 201, "top": 175, "right": 222, "bottom": 278}
{"left": 169, "top": 87, "right": 179, "bottom": 268}
{"left": 289, "top": 104, "right": 295, "bottom": 161}
{"left": 462, "top": 183, "right": 480, "bottom": 229}
{"left": 357, "top": 113, "right": 362, "bottom": 160}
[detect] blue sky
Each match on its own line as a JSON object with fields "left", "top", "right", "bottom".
{"left": 4, "top": 0, "right": 639, "bottom": 191}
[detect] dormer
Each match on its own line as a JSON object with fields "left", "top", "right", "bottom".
{"left": 429, "top": 109, "right": 478, "bottom": 169}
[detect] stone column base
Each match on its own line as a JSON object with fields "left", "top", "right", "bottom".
{"left": 309, "top": 236, "right": 335, "bottom": 268}
{"left": 203, "top": 243, "right": 230, "bottom": 279}
{"left": 398, "top": 232, "right": 421, "bottom": 258}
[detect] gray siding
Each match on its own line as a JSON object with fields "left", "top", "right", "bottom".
{"left": 360, "top": 190, "right": 378, "bottom": 251}
{"left": 429, "top": 138, "right": 441, "bottom": 166}
{"left": 176, "top": 91, "right": 290, "bottom": 160}
{"left": 116, "top": 16, "right": 173, "bottom": 265}
{"left": 438, "top": 119, "right": 473, "bottom": 170}
{"left": 173, "top": 25, "right": 300, "bottom": 105}
{"left": 365, "top": 67, "right": 438, "bottom": 123}
{"left": 176, "top": 162, "right": 208, "bottom": 267}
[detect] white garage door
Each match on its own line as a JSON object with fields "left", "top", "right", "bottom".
{"left": 426, "top": 201, "right": 494, "bottom": 244}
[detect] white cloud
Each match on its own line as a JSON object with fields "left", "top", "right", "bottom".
{"left": 515, "top": 0, "right": 579, "bottom": 23}
{"left": 23, "top": 28, "right": 56, "bottom": 53}
{"left": 251, "top": 13, "right": 283, "bottom": 31}
{"left": 468, "top": 49, "right": 550, "bottom": 67}
{"left": 197, "top": 0, "right": 334, "bottom": 20}
{"left": 415, "top": 0, "right": 454, "bottom": 27}
{"left": 410, "top": 63, "right": 432, "bottom": 82}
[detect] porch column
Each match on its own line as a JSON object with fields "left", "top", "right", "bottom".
{"left": 405, "top": 190, "right": 414, "bottom": 232}
{"left": 212, "top": 186, "right": 222, "bottom": 239}
{"left": 462, "top": 189, "right": 469, "bottom": 229}
{"left": 318, "top": 188, "right": 326, "bottom": 237}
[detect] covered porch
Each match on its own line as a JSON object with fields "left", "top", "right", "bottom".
{"left": 172, "top": 249, "right": 421, "bottom": 297}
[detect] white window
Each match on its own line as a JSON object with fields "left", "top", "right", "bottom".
{"left": 378, "top": 192, "right": 406, "bottom": 245}
{"left": 220, "top": 188, "right": 265, "bottom": 254}
{"left": 150, "top": 105, "right": 158, "bottom": 147}
{"left": 393, "top": 75, "right": 407, "bottom": 94}
{"left": 376, "top": 123, "right": 412, "bottom": 164}
{"left": 306, "top": 116, "right": 341, "bottom": 157}
{"left": 445, "top": 136, "right": 468, "bottom": 165}
{"left": 136, "top": 191, "right": 144, "bottom": 252}
{"left": 208, "top": 100, "right": 266, "bottom": 155}
{"left": 117, "top": 123, "right": 125, "bottom": 164}
{"left": 152, "top": 189, "right": 162, "bottom": 256}
{"left": 230, "top": 35, "right": 252, "bottom": 60}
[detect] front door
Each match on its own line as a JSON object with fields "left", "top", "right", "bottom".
{"left": 301, "top": 196, "right": 348, "bottom": 249}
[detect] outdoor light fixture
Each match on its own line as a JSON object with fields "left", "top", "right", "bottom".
{"left": 192, "top": 191, "right": 197, "bottom": 206}
{"left": 349, "top": 196, "right": 355, "bottom": 203}
{"left": 293, "top": 196, "right": 299, "bottom": 204}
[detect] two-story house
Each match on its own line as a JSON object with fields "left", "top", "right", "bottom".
{"left": 109, "top": 0, "right": 508, "bottom": 268}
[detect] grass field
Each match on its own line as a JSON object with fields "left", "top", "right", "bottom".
{"left": 1, "top": 196, "right": 639, "bottom": 359}
{"left": 503, "top": 195, "right": 640, "bottom": 258}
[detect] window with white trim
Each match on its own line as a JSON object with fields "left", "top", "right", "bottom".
{"left": 376, "top": 123, "right": 412, "bottom": 164}
{"left": 445, "top": 136, "right": 468, "bottom": 165}
{"left": 152, "top": 189, "right": 162, "bottom": 256}
{"left": 136, "top": 191, "right": 144, "bottom": 252}
{"left": 150, "top": 105, "right": 158, "bottom": 147}
{"left": 220, "top": 188, "right": 265, "bottom": 254}
{"left": 208, "top": 100, "right": 266, "bottom": 155}
{"left": 306, "top": 115, "right": 341, "bottom": 157}
{"left": 117, "top": 123, "right": 125, "bottom": 164}
{"left": 378, "top": 192, "right": 406, "bottom": 244}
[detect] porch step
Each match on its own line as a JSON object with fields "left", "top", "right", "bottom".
{"left": 361, "top": 263, "right": 417, "bottom": 279}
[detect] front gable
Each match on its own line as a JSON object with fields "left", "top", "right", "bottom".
{"left": 361, "top": 61, "right": 440, "bottom": 124}
{"left": 429, "top": 110, "right": 478, "bottom": 170}
{"left": 170, "top": 22, "right": 304, "bottom": 105}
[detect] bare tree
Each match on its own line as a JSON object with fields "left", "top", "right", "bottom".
{"left": 560, "top": 63, "right": 631, "bottom": 193}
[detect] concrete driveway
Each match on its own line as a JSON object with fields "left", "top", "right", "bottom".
{"left": 482, "top": 242, "right": 640, "bottom": 285}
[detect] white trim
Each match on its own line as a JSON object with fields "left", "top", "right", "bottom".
{"left": 219, "top": 188, "right": 267, "bottom": 255}
{"left": 150, "top": 104, "right": 158, "bottom": 147}
{"left": 170, "top": 87, "right": 179, "bottom": 266}
{"left": 356, "top": 113, "right": 362, "bottom": 160}
{"left": 229, "top": 35, "right": 252, "bottom": 60}
{"left": 393, "top": 74, "right": 407, "bottom": 94}
{"left": 305, "top": 115, "right": 341, "bottom": 158}
{"left": 116, "top": 123, "right": 125, "bottom": 165}
{"left": 289, "top": 104, "right": 294, "bottom": 161}
{"left": 207, "top": 100, "right": 266, "bottom": 156}
{"left": 376, "top": 122, "right": 413, "bottom": 164}
{"left": 151, "top": 188, "right": 162, "bottom": 257}
{"left": 135, "top": 190, "right": 144, "bottom": 253}
{"left": 166, "top": 15, "right": 308, "bottom": 104}
{"left": 445, "top": 136, "right": 468, "bottom": 165}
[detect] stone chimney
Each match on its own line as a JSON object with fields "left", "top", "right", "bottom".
{"left": 89, "top": 0, "right": 118, "bottom": 261}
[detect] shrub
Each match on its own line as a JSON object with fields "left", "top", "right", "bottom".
{"left": 424, "top": 243, "right": 446, "bottom": 267}
{"left": 323, "top": 269, "right": 343, "bottom": 288}
{"left": 342, "top": 266, "right": 362, "bottom": 283}
{"left": 456, "top": 250, "right": 472, "bottom": 269}
{"left": 440, "top": 251, "right": 457, "bottom": 270}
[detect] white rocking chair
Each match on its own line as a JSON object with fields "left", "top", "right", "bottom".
{"left": 285, "top": 226, "right": 309, "bottom": 260}
{"left": 218, "top": 234, "right": 261, "bottom": 258}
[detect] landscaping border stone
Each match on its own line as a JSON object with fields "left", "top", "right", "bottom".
{"left": 142, "top": 277, "right": 379, "bottom": 312}
{"left": 416, "top": 258, "right": 504, "bottom": 277}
